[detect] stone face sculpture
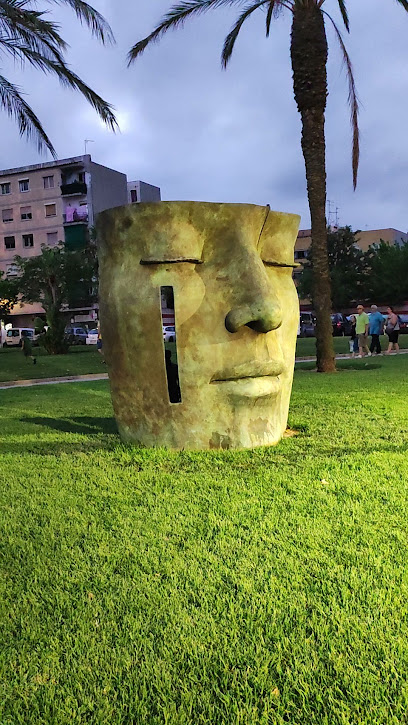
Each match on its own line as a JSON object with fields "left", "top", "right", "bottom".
{"left": 97, "top": 202, "right": 300, "bottom": 449}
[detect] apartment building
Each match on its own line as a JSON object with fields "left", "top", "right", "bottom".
{"left": 0, "top": 155, "right": 132, "bottom": 326}
{"left": 127, "top": 180, "right": 161, "bottom": 204}
{"left": 0, "top": 155, "right": 127, "bottom": 274}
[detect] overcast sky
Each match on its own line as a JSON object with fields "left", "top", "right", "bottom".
{"left": 0, "top": 0, "right": 407, "bottom": 232}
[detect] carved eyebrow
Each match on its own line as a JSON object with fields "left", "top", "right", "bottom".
{"left": 140, "top": 257, "right": 203, "bottom": 265}
{"left": 262, "top": 260, "right": 301, "bottom": 269}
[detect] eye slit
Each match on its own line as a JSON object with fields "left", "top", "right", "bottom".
{"left": 262, "top": 260, "right": 301, "bottom": 269}
{"left": 140, "top": 257, "right": 203, "bottom": 265}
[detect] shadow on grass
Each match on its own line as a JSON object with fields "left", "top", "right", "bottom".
{"left": 20, "top": 416, "right": 118, "bottom": 435}
{"left": 0, "top": 415, "right": 119, "bottom": 455}
{"left": 0, "top": 439, "right": 121, "bottom": 456}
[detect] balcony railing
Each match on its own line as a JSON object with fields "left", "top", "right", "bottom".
{"left": 61, "top": 181, "right": 87, "bottom": 196}
{"left": 63, "top": 209, "right": 88, "bottom": 224}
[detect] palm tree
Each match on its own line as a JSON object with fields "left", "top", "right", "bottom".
{"left": 0, "top": 0, "right": 117, "bottom": 157}
{"left": 127, "top": 0, "right": 407, "bottom": 372}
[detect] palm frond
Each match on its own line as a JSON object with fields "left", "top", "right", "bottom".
{"left": 0, "top": 0, "right": 118, "bottom": 137}
{"left": 0, "top": 2, "right": 67, "bottom": 49}
{"left": 44, "top": 0, "right": 115, "bottom": 43}
{"left": 336, "top": 0, "right": 349, "bottom": 32}
{"left": 265, "top": 0, "right": 276, "bottom": 36}
{"left": 128, "top": 0, "right": 247, "bottom": 64}
{"left": 43, "top": 54, "right": 118, "bottom": 131}
{"left": 0, "top": 73, "right": 56, "bottom": 156}
{"left": 394, "top": 0, "right": 408, "bottom": 10}
{"left": 325, "top": 12, "right": 359, "bottom": 188}
{"left": 222, "top": 0, "right": 267, "bottom": 67}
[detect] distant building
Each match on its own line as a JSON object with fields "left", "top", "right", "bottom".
{"left": 295, "top": 226, "right": 408, "bottom": 263}
{"left": 294, "top": 226, "right": 408, "bottom": 308}
{"left": 127, "top": 180, "right": 161, "bottom": 204}
{"left": 0, "top": 156, "right": 160, "bottom": 327}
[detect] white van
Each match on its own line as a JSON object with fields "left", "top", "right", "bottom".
{"left": 3, "top": 328, "right": 38, "bottom": 347}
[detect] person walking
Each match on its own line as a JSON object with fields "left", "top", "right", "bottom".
{"left": 385, "top": 306, "right": 400, "bottom": 354}
{"left": 369, "top": 304, "right": 384, "bottom": 355}
{"left": 356, "top": 304, "right": 371, "bottom": 358}
{"left": 21, "top": 331, "right": 36, "bottom": 364}
{"left": 348, "top": 314, "right": 359, "bottom": 357}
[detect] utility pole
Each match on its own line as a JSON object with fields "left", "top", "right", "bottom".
{"left": 84, "top": 139, "right": 94, "bottom": 155}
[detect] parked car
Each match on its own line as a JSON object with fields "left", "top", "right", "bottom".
{"left": 86, "top": 328, "right": 98, "bottom": 345}
{"left": 398, "top": 314, "right": 408, "bottom": 333}
{"left": 331, "top": 313, "right": 351, "bottom": 337}
{"left": 3, "top": 328, "right": 38, "bottom": 347}
{"left": 163, "top": 325, "right": 176, "bottom": 342}
{"left": 64, "top": 326, "right": 88, "bottom": 345}
{"left": 298, "top": 312, "right": 316, "bottom": 337}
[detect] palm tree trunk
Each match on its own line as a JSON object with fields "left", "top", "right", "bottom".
{"left": 290, "top": 5, "right": 335, "bottom": 373}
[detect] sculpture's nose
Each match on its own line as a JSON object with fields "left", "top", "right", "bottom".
{"left": 225, "top": 298, "right": 282, "bottom": 334}
{"left": 224, "top": 248, "right": 283, "bottom": 334}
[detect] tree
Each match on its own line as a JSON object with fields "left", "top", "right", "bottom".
{"left": 362, "top": 241, "right": 408, "bottom": 305}
{"left": 14, "top": 242, "right": 97, "bottom": 353}
{"left": 0, "top": 271, "right": 18, "bottom": 320}
{"left": 0, "top": 0, "right": 117, "bottom": 155}
{"left": 127, "top": 1, "right": 359, "bottom": 371}
{"left": 298, "top": 226, "right": 366, "bottom": 310}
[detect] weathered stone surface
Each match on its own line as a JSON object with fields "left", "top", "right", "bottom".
{"left": 97, "top": 202, "right": 300, "bottom": 449}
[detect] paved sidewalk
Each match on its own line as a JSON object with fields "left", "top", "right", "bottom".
{"left": 295, "top": 349, "right": 408, "bottom": 364}
{"left": 0, "top": 372, "right": 109, "bottom": 390}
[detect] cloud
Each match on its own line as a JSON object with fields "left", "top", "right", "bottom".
{"left": 0, "top": 0, "right": 406, "bottom": 233}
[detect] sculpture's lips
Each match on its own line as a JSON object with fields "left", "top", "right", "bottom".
{"left": 211, "top": 359, "right": 285, "bottom": 383}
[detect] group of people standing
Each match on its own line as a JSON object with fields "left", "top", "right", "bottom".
{"left": 349, "top": 305, "right": 400, "bottom": 358}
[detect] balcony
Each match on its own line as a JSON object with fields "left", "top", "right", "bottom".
{"left": 63, "top": 208, "right": 88, "bottom": 224}
{"left": 61, "top": 181, "right": 87, "bottom": 196}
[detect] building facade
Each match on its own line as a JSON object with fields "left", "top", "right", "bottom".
{"left": 127, "top": 180, "right": 161, "bottom": 204}
{"left": 0, "top": 156, "right": 161, "bottom": 327}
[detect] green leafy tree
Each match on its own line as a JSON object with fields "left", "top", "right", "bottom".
{"left": 0, "top": 270, "right": 18, "bottom": 320}
{"left": 362, "top": 241, "right": 408, "bottom": 305}
{"left": 128, "top": 0, "right": 408, "bottom": 372}
{"left": 298, "top": 226, "right": 366, "bottom": 310}
{"left": 0, "top": 0, "right": 117, "bottom": 155}
{"left": 14, "top": 242, "right": 97, "bottom": 353}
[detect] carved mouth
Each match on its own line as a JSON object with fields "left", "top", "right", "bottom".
{"left": 211, "top": 359, "right": 285, "bottom": 383}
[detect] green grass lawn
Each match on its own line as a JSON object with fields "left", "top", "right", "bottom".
{"left": 0, "top": 345, "right": 104, "bottom": 382}
{"left": 1, "top": 337, "right": 407, "bottom": 384}
{"left": 1, "top": 357, "right": 408, "bottom": 723}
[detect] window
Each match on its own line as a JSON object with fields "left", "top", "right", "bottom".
{"left": 6, "top": 263, "right": 18, "bottom": 277}
{"left": 46, "top": 231, "right": 58, "bottom": 246}
{"left": 43, "top": 175, "right": 54, "bottom": 189}
{"left": 23, "top": 234, "right": 34, "bottom": 248}
{"left": 20, "top": 206, "right": 32, "bottom": 220}
{"left": 78, "top": 172, "right": 85, "bottom": 183}
{"left": 45, "top": 203, "right": 56, "bottom": 217}
{"left": 1, "top": 182, "right": 10, "bottom": 195}
{"left": 4, "top": 236, "right": 15, "bottom": 250}
{"left": 19, "top": 179, "right": 29, "bottom": 192}
{"left": 2, "top": 208, "right": 13, "bottom": 223}
{"left": 295, "top": 250, "right": 307, "bottom": 260}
